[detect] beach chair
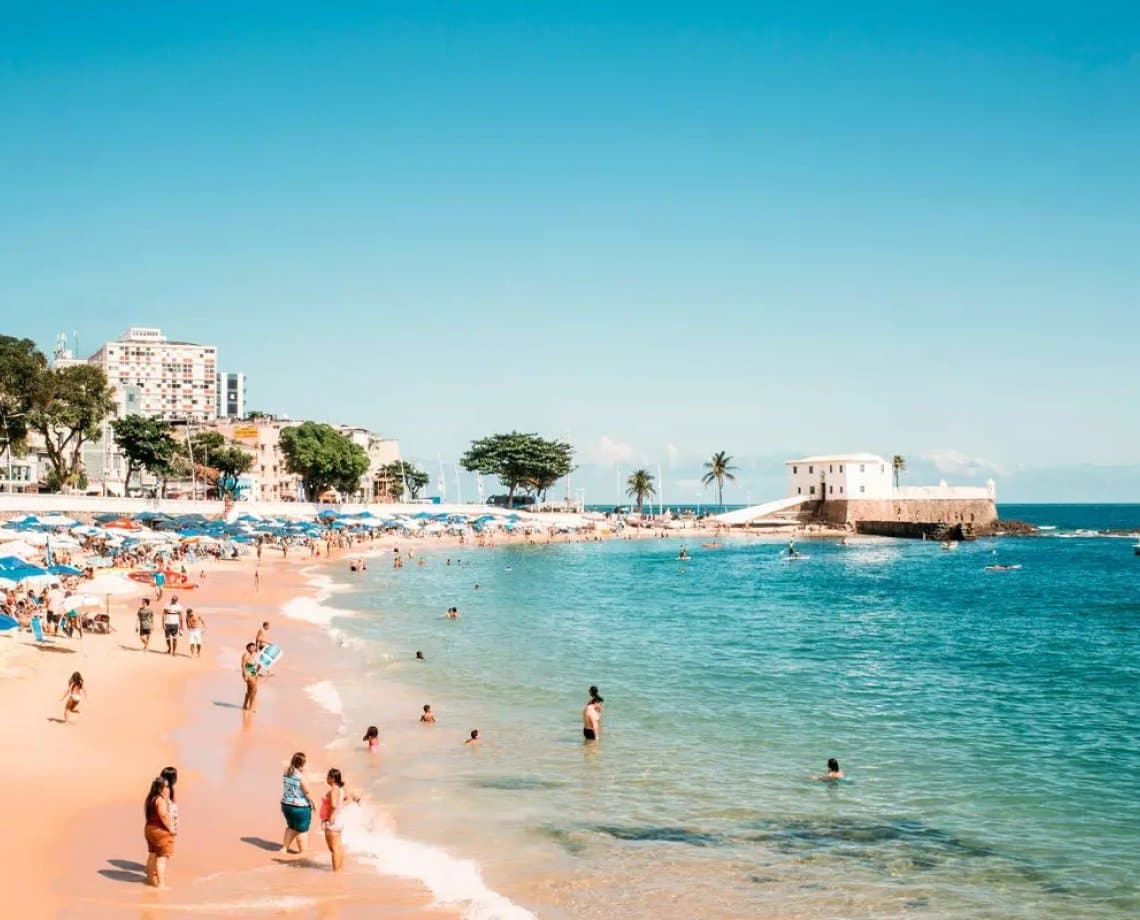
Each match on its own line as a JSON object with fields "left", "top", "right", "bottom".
{"left": 30, "top": 615, "right": 51, "bottom": 644}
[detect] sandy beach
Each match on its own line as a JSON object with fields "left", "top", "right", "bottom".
{"left": 1, "top": 544, "right": 461, "bottom": 919}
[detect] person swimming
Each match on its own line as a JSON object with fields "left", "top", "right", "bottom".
{"left": 813, "top": 757, "right": 844, "bottom": 781}
{"left": 362, "top": 726, "right": 379, "bottom": 751}
{"left": 465, "top": 729, "right": 479, "bottom": 745}
{"left": 420, "top": 705, "right": 436, "bottom": 723}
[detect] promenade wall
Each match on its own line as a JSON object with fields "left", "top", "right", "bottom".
{"left": 0, "top": 494, "right": 501, "bottom": 522}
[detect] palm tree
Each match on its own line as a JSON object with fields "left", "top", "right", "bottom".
{"left": 892, "top": 454, "right": 906, "bottom": 489}
{"left": 626, "top": 468, "right": 656, "bottom": 515}
{"left": 701, "top": 450, "right": 738, "bottom": 511}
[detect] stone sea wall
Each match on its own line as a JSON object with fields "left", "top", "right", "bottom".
{"left": 814, "top": 498, "right": 999, "bottom": 538}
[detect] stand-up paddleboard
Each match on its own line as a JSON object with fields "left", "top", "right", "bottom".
{"left": 0, "top": 614, "right": 18, "bottom": 632}
{"left": 258, "top": 643, "right": 284, "bottom": 672}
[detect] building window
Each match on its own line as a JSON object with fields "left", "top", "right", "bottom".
{"left": 829, "top": 465, "right": 833, "bottom": 473}
{"left": 829, "top": 485, "right": 833, "bottom": 494}
{"left": 792, "top": 466, "right": 797, "bottom": 474}
{"left": 839, "top": 465, "right": 843, "bottom": 472}
{"left": 860, "top": 464, "right": 865, "bottom": 472}
{"left": 860, "top": 485, "right": 865, "bottom": 493}
{"left": 797, "top": 487, "right": 802, "bottom": 494}
{"left": 809, "top": 465, "right": 814, "bottom": 474}
{"left": 840, "top": 487, "right": 844, "bottom": 494}
{"left": 809, "top": 485, "right": 815, "bottom": 495}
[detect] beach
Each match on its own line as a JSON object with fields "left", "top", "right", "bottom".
{"left": 0, "top": 545, "right": 461, "bottom": 919}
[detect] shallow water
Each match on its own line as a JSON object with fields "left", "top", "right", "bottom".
{"left": 321, "top": 506, "right": 1140, "bottom": 918}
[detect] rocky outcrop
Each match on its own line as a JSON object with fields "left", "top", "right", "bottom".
{"left": 981, "top": 519, "right": 1038, "bottom": 536}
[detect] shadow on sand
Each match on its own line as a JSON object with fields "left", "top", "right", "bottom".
{"left": 99, "top": 858, "right": 148, "bottom": 884}
{"left": 240, "top": 836, "right": 282, "bottom": 852}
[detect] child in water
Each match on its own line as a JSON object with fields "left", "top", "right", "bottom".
{"left": 362, "top": 726, "right": 379, "bottom": 751}
{"left": 813, "top": 758, "right": 844, "bottom": 781}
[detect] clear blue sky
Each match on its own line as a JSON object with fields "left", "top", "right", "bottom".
{"left": 3, "top": 3, "right": 1138, "bottom": 501}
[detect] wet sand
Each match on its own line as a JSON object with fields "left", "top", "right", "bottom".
{"left": 1, "top": 550, "right": 456, "bottom": 919}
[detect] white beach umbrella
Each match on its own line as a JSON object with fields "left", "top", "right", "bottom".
{"left": 62, "top": 594, "right": 102, "bottom": 612}
{"left": 0, "top": 540, "right": 39, "bottom": 559}
{"left": 38, "top": 514, "right": 79, "bottom": 527}
{"left": 81, "top": 573, "right": 138, "bottom": 596}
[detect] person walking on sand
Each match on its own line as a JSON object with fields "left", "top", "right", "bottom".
{"left": 144, "top": 775, "right": 175, "bottom": 888}
{"left": 320, "top": 768, "right": 359, "bottom": 872}
{"left": 137, "top": 598, "right": 154, "bottom": 652}
{"left": 185, "top": 608, "right": 205, "bottom": 658}
{"left": 255, "top": 621, "right": 271, "bottom": 650}
{"left": 254, "top": 568, "right": 260, "bottom": 592}
{"left": 61, "top": 671, "right": 86, "bottom": 724}
{"left": 280, "top": 752, "right": 315, "bottom": 854}
{"left": 583, "top": 691, "right": 603, "bottom": 742}
{"left": 162, "top": 596, "right": 183, "bottom": 656}
{"left": 241, "top": 642, "right": 259, "bottom": 711}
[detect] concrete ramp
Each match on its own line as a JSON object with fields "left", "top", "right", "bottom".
{"left": 712, "top": 495, "right": 812, "bottom": 526}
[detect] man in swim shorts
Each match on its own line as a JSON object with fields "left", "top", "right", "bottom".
{"left": 45, "top": 581, "right": 65, "bottom": 637}
{"left": 255, "top": 621, "right": 271, "bottom": 650}
{"left": 583, "top": 693, "right": 602, "bottom": 741}
{"left": 185, "top": 608, "right": 205, "bottom": 658}
{"left": 137, "top": 598, "right": 154, "bottom": 652}
{"left": 162, "top": 596, "right": 183, "bottom": 656}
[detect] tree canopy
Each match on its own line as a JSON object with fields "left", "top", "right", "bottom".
{"left": 373, "top": 461, "right": 429, "bottom": 501}
{"left": 27, "top": 364, "right": 116, "bottom": 491}
{"left": 0, "top": 335, "right": 47, "bottom": 455}
{"left": 460, "top": 432, "right": 574, "bottom": 506}
{"left": 626, "top": 468, "right": 656, "bottom": 514}
{"left": 701, "top": 450, "right": 738, "bottom": 510}
{"left": 111, "top": 415, "right": 178, "bottom": 491}
{"left": 279, "top": 422, "right": 369, "bottom": 501}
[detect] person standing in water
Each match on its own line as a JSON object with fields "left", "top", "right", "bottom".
{"left": 61, "top": 671, "right": 86, "bottom": 724}
{"left": 583, "top": 690, "right": 603, "bottom": 742}
{"left": 280, "top": 752, "right": 315, "bottom": 854}
{"left": 813, "top": 758, "right": 845, "bottom": 781}
{"left": 420, "top": 704, "right": 436, "bottom": 723}
{"left": 144, "top": 775, "right": 175, "bottom": 888}
{"left": 362, "top": 726, "right": 380, "bottom": 751}
{"left": 241, "top": 642, "right": 259, "bottom": 711}
{"left": 320, "top": 768, "right": 359, "bottom": 871}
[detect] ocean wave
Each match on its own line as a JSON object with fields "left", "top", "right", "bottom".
{"left": 341, "top": 804, "right": 536, "bottom": 920}
{"left": 280, "top": 595, "right": 347, "bottom": 626}
{"left": 304, "top": 679, "right": 344, "bottom": 717}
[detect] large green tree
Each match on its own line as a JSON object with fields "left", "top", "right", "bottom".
{"left": 0, "top": 335, "right": 47, "bottom": 456}
{"left": 111, "top": 415, "right": 179, "bottom": 491}
{"left": 460, "top": 432, "right": 574, "bottom": 507}
{"left": 27, "top": 364, "right": 116, "bottom": 491}
{"left": 173, "top": 430, "right": 255, "bottom": 498}
{"left": 280, "top": 421, "right": 370, "bottom": 501}
{"left": 373, "top": 461, "right": 429, "bottom": 501}
{"left": 701, "top": 450, "right": 738, "bottom": 511}
{"left": 626, "top": 468, "right": 656, "bottom": 515}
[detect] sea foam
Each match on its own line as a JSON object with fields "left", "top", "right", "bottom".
{"left": 304, "top": 679, "right": 344, "bottom": 717}
{"left": 341, "top": 805, "right": 536, "bottom": 920}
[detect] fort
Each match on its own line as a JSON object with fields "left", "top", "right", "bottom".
{"left": 716, "top": 453, "right": 999, "bottom": 539}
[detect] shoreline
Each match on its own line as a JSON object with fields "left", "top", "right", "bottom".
{"left": 1, "top": 545, "right": 458, "bottom": 919}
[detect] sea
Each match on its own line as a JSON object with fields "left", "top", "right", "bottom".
{"left": 300, "top": 504, "right": 1140, "bottom": 919}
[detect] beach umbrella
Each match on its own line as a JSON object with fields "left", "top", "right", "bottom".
{"left": 38, "top": 514, "right": 79, "bottom": 527}
{"left": 0, "top": 541, "right": 38, "bottom": 560}
{"left": 61, "top": 593, "right": 102, "bottom": 612}
{"left": 0, "top": 576, "right": 17, "bottom": 589}
{"left": 93, "top": 513, "right": 121, "bottom": 523}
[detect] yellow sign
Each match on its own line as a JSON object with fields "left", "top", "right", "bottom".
{"left": 232, "top": 425, "right": 258, "bottom": 441}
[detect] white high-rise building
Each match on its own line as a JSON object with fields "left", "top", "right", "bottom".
{"left": 89, "top": 327, "right": 218, "bottom": 421}
{"left": 216, "top": 371, "right": 247, "bottom": 419}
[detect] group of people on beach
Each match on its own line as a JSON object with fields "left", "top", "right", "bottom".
{"left": 136, "top": 595, "right": 206, "bottom": 657}
{"left": 279, "top": 752, "right": 359, "bottom": 871}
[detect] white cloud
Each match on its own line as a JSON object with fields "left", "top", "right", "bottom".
{"left": 920, "top": 449, "right": 1009, "bottom": 478}
{"left": 582, "top": 435, "right": 635, "bottom": 466}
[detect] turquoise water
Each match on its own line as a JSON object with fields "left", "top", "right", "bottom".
{"left": 325, "top": 507, "right": 1140, "bottom": 918}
